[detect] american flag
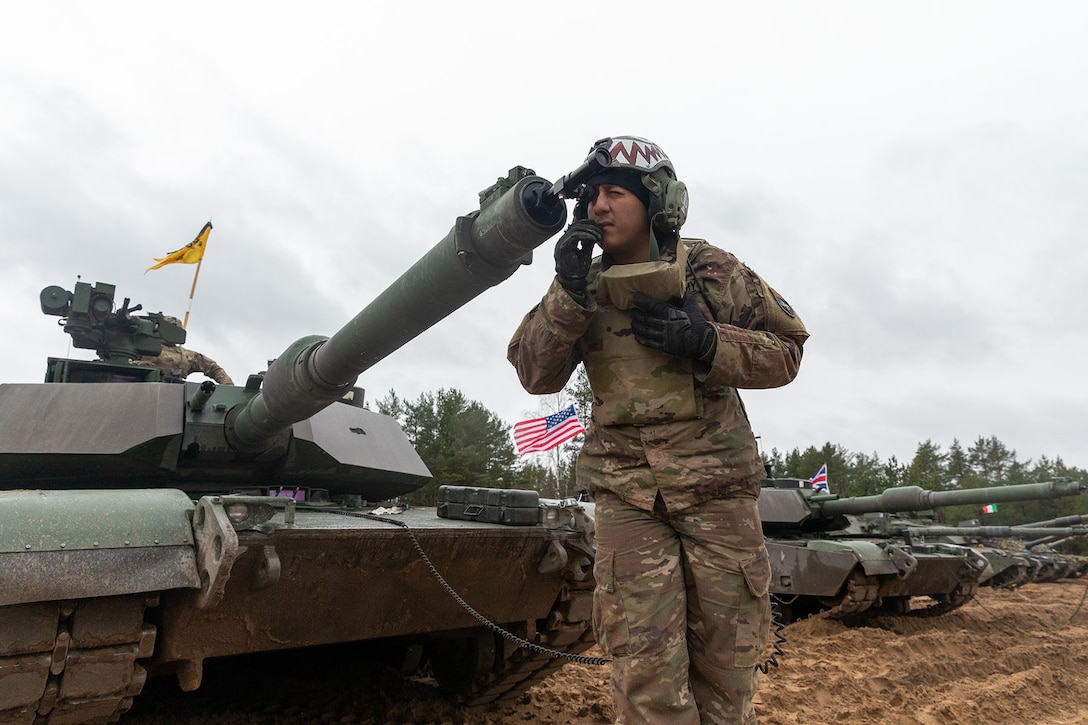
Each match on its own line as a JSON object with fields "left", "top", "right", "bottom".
{"left": 810, "top": 463, "right": 829, "bottom": 493}
{"left": 512, "top": 404, "right": 586, "bottom": 456}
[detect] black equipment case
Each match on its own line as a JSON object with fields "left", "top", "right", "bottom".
{"left": 436, "top": 485, "right": 541, "bottom": 526}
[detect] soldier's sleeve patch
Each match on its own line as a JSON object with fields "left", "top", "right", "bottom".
{"left": 770, "top": 288, "right": 796, "bottom": 318}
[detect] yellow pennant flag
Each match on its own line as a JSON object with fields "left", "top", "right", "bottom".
{"left": 146, "top": 222, "right": 212, "bottom": 272}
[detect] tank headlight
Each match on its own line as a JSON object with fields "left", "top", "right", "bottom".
{"left": 222, "top": 499, "right": 277, "bottom": 530}
{"left": 226, "top": 502, "right": 249, "bottom": 523}
{"left": 540, "top": 504, "right": 573, "bottom": 530}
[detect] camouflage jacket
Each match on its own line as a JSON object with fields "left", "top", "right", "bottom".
{"left": 133, "top": 345, "right": 234, "bottom": 385}
{"left": 508, "top": 239, "right": 808, "bottom": 513}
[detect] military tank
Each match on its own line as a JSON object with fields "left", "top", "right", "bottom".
{"left": 758, "top": 478, "right": 1087, "bottom": 621}
{"left": 887, "top": 513, "right": 1088, "bottom": 589}
{"left": 1006, "top": 520, "right": 1088, "bottom": 584}
{"left": 0, "top": 162, "right": 611, "bottom": 724}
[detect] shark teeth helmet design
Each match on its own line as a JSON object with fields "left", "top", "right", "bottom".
{"left": 589, "top": 135, "right": 689, "bottom": 235}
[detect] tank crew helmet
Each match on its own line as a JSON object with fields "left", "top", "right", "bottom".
{"left": 575, "top": 135, "right": 689, "bottom": 238}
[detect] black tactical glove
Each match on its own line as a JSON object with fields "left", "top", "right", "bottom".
{"left": 630, "top": 291, "right": 717, "bottom": 360}
{"left": 554, "top": 220, "right": 601, "bottom": 295}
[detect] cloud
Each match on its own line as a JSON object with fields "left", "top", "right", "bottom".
{"left": 2, "top": 2, "right": 1087, "bottom": 472}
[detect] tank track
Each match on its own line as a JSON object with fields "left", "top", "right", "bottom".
{"left": 822, "top": 570, "right": 880, "bottom": 619}
{"left": 0, "top": 595, "right": 155, "bottom": 725}
{"left": 461, "top": 605, "right": 599, "bottom": 706}
{"left": 909, "top": 582, "right": 979, "bottom": 617}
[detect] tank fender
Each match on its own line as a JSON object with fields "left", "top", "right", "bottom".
{"left": 766, "top": 541, "right": 855, "bottom": 597}
{"left": 0, "top": 489, "right": 199, "bottom": 606}
{"left": 932, "top": 542, "right": 993, "bottom": 581}
{"left": 805, "top": 540, "right": 903, "bottom": 577}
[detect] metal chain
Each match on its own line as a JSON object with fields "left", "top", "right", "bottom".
{"left": 352, "top": 509, "right": 790, "bottom": 673}
{"left": 364, "top": 512, "right": 611, "bottom": 666}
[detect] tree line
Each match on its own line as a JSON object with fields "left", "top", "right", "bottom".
{"left": 765, "top": 437, "right": 1088, "bottom": 528}
{"left": 377, "top": 382, "right": 1086, "bottom": 531}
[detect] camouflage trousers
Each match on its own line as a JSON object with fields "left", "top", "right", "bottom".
{"left": 592, "top": 490, "right": 771, "bottom": 725}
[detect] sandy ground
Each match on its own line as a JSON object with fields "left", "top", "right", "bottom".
{"left": 127, "top": 580, "right": 1088, "bottom": 724}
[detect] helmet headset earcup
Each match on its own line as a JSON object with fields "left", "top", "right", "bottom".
{"left": 643, "top": 174, "right": 688, "bottom": 234}
{"left": 661, "top": 179, "right": 688, "bottom": 231}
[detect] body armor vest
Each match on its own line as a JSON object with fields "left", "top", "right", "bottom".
{"left": 583, "top": 241, "right": 706, "bottom": 426}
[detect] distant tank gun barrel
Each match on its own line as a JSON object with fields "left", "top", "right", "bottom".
{"left": 1014, "top": 514, "right": 1088, "bottom": 529}
{"left": 226, "top": 167, "right": 568, "bottom": 452}
{"left": 1026, "top": 535, "right": 1074, "bottom": 550}
{"left": 893, "top": 525, "right": 1088, "bottom": 539}
{"left": 817, "top": 480, "right": 1087, "bottom": 516}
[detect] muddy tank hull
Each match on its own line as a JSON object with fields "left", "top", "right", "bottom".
{"left": 862, "top": 541, "right": 991, "bottom": 616}
{"left": 151, "top": 503, "right": 596, "bottom": 688}
{"left": 767, "top": 538, "right": 992, "bottom": 621}
{"left": 976, "top": 547, "right": 1036, "bottom": 589}
{"left": 0, "top": 492, "right": 597, "bottom": 723}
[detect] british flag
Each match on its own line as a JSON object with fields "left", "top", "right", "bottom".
{"left": 810, "top": 464, "right": 829, "bottom": 493}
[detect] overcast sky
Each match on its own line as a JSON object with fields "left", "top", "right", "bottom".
{"left": 2, "top": 2, "right": 1085, "bottom": 472}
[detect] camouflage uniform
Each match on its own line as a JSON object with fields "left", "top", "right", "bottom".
{"left": 133, "top": 344, "right": 234, "bottom": 385}
{"left": 509, "top": 239, "right": 807, "bottom": 724}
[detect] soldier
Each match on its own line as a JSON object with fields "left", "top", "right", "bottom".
{"left": 508, "top": 136, "right": 808, "bottom": 724}
{"left": 133, "top": 316, "right": 234, "bottom": 385}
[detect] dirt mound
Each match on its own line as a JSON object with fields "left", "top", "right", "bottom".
{"left": 127, "top": 582, "right": 1088, "bottom": 724}
{"left": 755, "top": 582, "right": 1088, "bottom": 725}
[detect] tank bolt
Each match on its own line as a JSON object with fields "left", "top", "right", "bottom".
{"left": 24, "top": 544, "right": 31, "bottom": 550}
{"left": 60, "top": 543, "right": 66, "bottom": 548}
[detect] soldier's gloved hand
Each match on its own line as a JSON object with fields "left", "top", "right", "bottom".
{"left": 554, "top": 221, "right": 601, "bottom": 295}
{"left": 630, "top": 291, "right": 717, "bottom": 360}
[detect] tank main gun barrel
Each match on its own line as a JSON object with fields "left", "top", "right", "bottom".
{"left": 816, "top": 480, "right": 1087, "bottom": 516}
{"left": 226, "top": 167, "right": 568, "bottom": 452}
